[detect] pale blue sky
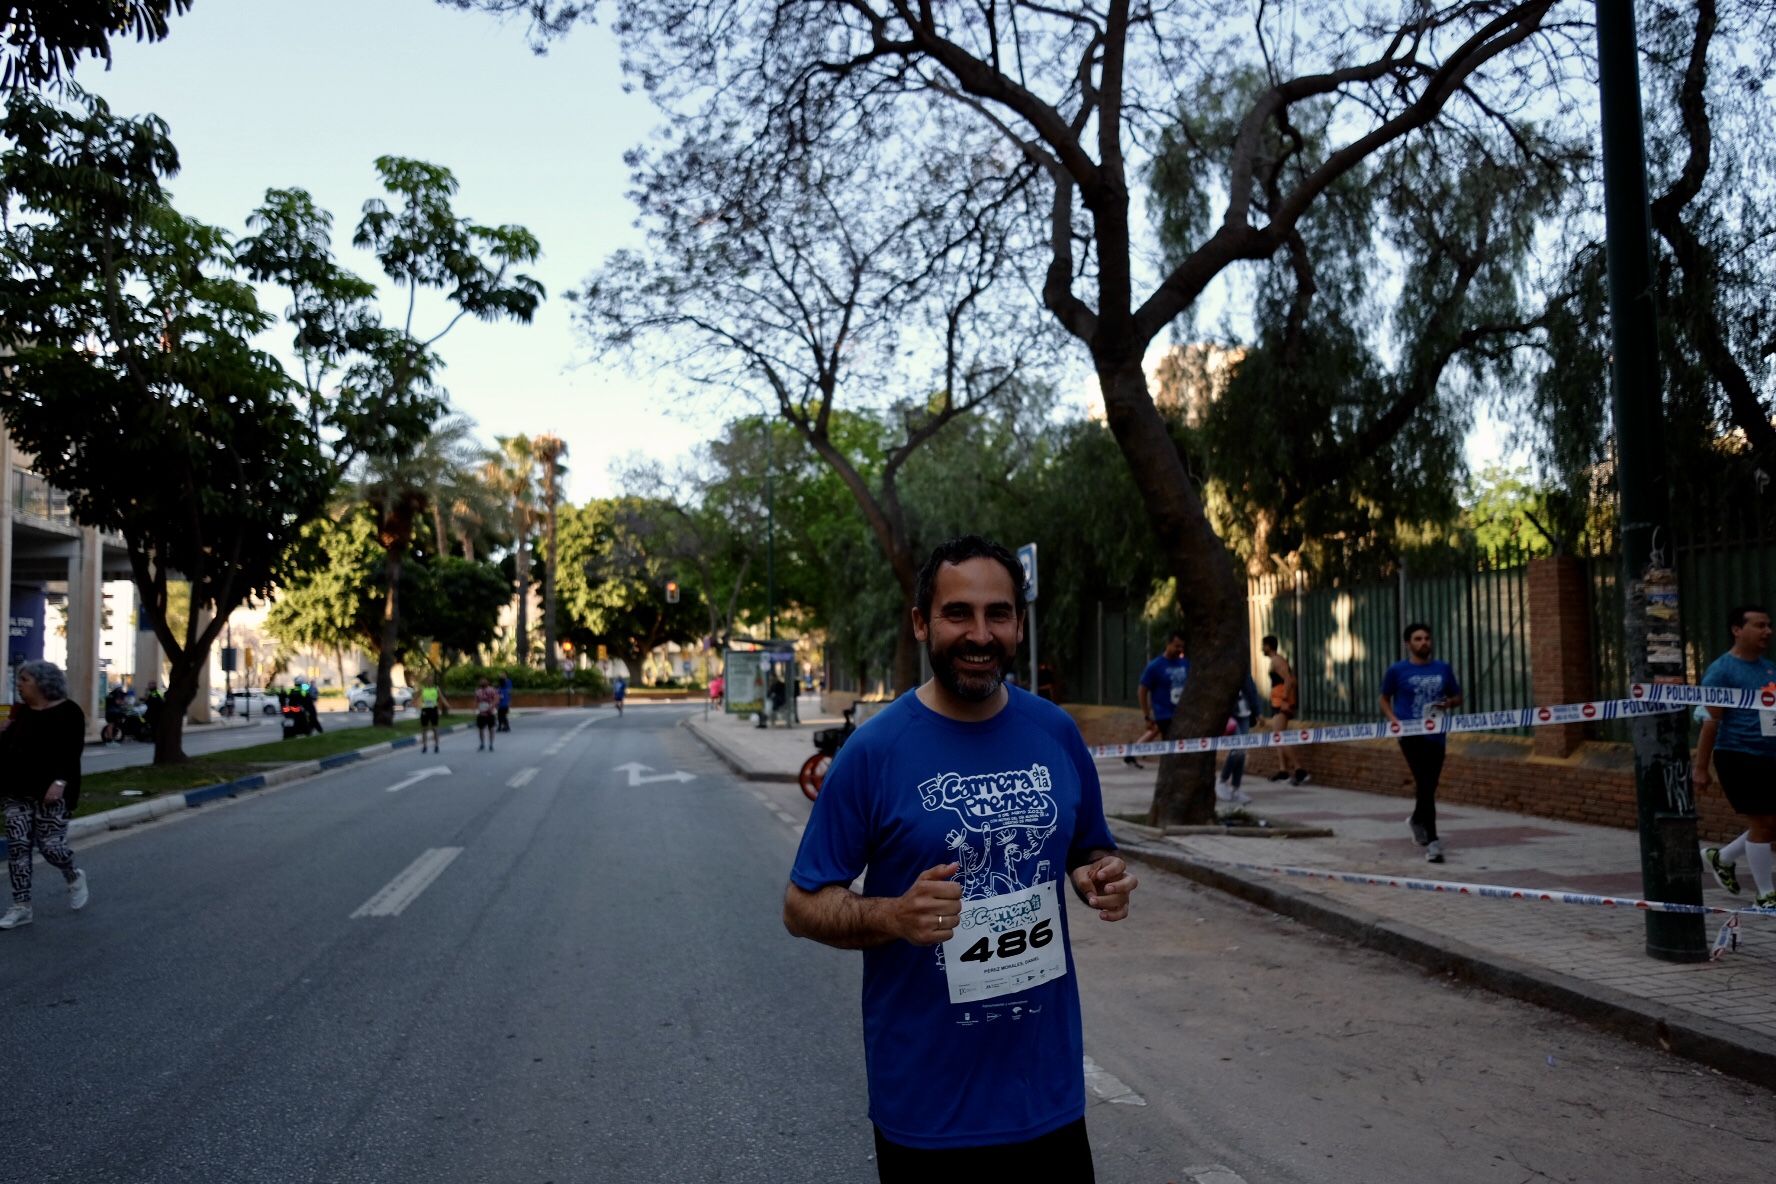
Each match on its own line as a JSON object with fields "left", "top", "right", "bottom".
{"left": 89, "top": 0, "right": 716, "bottom": 501}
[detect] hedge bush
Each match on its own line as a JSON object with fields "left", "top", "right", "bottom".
{"left": 441, "top": 665, "right": 610, "bottom": 696}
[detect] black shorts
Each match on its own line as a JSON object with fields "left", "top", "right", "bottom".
{"left": 477, "top": 711, "right": 495, "bottom": 726}
{"left": 1712, "top": 749, "right": 1776, "bottom": 816}
{"left": 873, "top": 1117, "right": 1093, "bottom": 1183}
{"left": 420, "top": 707, "right": 440, "bottom": 727}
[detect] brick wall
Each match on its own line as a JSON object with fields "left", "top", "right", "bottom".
{"left": 1527, "top": 556, "right": 1594, "bottom": 757}
{"left": 1066, "top": 703, "right": 1745, "bottom": 843}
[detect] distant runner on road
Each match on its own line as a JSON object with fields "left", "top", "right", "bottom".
{"left": 612, "top": 675, "right": 626, "bottom": 716}
{"left": 1125, "top": 629, "right": 1189, "bottom": 768}
{"left": 785, "top": 535, "right": 1135, "bottom": 1181}
{"left": 1262, "top": 634, "right": 1309, "bottom": 785}
{"left": 474, "top": 678, "right": 499, "bottom": 752}
{"left": 418, "top": 680, "right": 449, "bottom": 754}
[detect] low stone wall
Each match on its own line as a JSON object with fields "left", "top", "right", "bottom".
{"left": 1063, "top": 704, "right": 1743, "bottom": 843}
{"left": 507, "top": 690, "right": 606, "bottom": 708}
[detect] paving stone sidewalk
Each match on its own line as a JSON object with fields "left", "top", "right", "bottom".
{"left": 686, "top": 701, "right": 1776, "bottom": 1086}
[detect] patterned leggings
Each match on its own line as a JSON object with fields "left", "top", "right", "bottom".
{"left": 4, "top": 798, "right": 77, "bottom": 903}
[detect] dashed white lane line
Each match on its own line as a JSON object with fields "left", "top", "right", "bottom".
{"left": 1082, "top": 1053, "right": 1147, "bottom": 1106}
{"left": 507, "top": 767, "right": 540, "bottom": 788}
{"left": 542, "top": 716, "right": 600, "bottom": 757}
{"left": 1183, "top": 1168, "right": 1248, "bottom": 1184}
{"left": 351, "top": 847, "right": 463, "bottom": 919}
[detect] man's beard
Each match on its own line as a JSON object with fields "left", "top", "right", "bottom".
{"left": 928, "top": 637, "right": 1010, "bottom": 702}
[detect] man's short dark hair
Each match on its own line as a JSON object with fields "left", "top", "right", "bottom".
{"left": 1167, "top": 629, "right": 1186, "bottom": 645}
{"left": 1730, "top": 604, "right": 1771, "bottom": 631}
{"left": 1261, "top": 634, "right": 1279, "bottom": 651}
{"left": 914, "top": 535, "right": 1026, "bottom": 620}
{"left": 1403, "top": 622, "right": 1432, "bottom": 643}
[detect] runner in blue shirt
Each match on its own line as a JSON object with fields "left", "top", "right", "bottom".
{"left": 786, "top": 535, "right": 1136, "bottom": 1181}
{"left": 1124, "top": 631, "right": 1189, "bottom": 769}
{"left": 1380, "top": 622, "right": 1463, "bottom": 864}
{"left": 1695, "top": 604, "right": 1776, "bottom": 908}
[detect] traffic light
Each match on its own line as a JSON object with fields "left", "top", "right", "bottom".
{"left": 665, "top": 579, "right": 680, "bottom": 604}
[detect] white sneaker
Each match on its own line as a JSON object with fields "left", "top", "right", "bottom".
{"left": 1426, "top": 841, "right": 1445, "bottom": 864}
{"left": 1231, "top": 787, "right": 1253, "bottom": 805}
{"left": 0, "top": 903, "right": 32, "bottom": 929}
{"left": 1214, "top": 778, "right": 1233, "bottom": 802}
{"left": 68, "top": 869, "right": 88, "bottom": 911}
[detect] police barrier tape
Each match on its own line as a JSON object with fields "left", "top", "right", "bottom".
{"left": 1087, "top": 692, "right": 1691, "bottom": 762}
{"left": 1628, "top": 681, "right": 1776, "bottom": 710}
{"left": 1189, "top": 857, "right": 1773, "bottom": 959}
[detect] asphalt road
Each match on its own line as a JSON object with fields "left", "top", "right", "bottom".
{"left": 8, "top": 706, "right": 1769, "bottom": 1183}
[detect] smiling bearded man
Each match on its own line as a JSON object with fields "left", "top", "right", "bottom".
{"left": 783, "top": 534, "right": 1137, "bottom": 1181}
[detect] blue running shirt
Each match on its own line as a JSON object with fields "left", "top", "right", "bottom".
{"left": 790, "top": 685, "right": 1117, "bottom": 1149}
{"left": 1380, "top": 659, "right": 1461, "bottom": 745}
{"left": 1700, "top": 651, "right": 1776, "bottom": 758}
{"left": 1138, "top": 655, "right": 1191, "bottom": 722}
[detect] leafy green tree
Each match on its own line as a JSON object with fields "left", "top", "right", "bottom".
{"left": 576, "top": 127, "right": 1048, "bottom": 692}
{"left": 449, "top": 0, "right": 1580, "bottom": 824}
{"left": 268, "top": 509, "right": 507, "bottom": 675}
{"left": 0, "top": 89, "right": 326, "bottom": 762}
{"left": 554, "top": 498, "right": 704, "bottom": 682}
{"left": 2, "top": 1, "right": 191, "bottom": 90}
{"left": 1518, "top": 0, "right": 1776, "bottom": 547}
{"left": 242, "top": 158, "right": 544, "bottom": 724}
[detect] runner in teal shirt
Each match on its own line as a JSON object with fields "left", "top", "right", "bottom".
{"left": 1696, "top": 605, "right": 1776, "bottom": 908}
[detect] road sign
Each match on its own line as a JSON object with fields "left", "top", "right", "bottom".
{"left": 1017, "top": 543, "right": 1037, "bottom": 602}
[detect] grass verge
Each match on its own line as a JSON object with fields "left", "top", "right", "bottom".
{"left": 79, "top": 719, "right": 427, "bottom": 815}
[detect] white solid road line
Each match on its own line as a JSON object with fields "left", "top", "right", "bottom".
{"left": 350, "top": 847, "right": 464, "bottom": 919}
{"left": 507, "top": 767, "right": 540, "bottom": 788}
{"left": 1082, "top": 1053, "right": 1147, "bottom": 1106}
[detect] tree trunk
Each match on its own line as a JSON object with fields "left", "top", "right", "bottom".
{"left": 514, "top": 527, "right": 530, "bottom": 665}
{"left": 150, "top": 656, "right": 203, "bottom": 765}
{"left": 1097, "top": 357, "right": 1248, "bottom": 826}
{"left": 373, "top": 544, "right": 404, "bottom": 727}
{"left": 542, "top": 505, "right": 558, "bottom": 671}
{"left": 892, "top": 588, "right": 921, "bottom": 694}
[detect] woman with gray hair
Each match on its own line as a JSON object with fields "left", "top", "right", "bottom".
{"left": 0, "top": 659, "right": 89, "bottom": 929}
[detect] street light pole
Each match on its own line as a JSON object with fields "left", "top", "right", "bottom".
{"left": 1597, "top": 0, "right": 1707, "bottom": 961}
{"left": 765, "top": 416, "right": 775, "bottom": 642}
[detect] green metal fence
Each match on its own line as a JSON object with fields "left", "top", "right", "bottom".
{"left": 1250, "top": 548, "right": 1533, "bottom": 727}
{"left": 1077, "top": 602, "right": 1157, "bottom": 709}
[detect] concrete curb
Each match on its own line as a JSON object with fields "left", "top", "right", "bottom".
{"left": 1121, "top": 840, "right": 1776, "bottom": 1090}
{"left": 69, "top": 724, "right": 467, "bottom": 841}
{"left": 683, "top": 718, "right": 799, "bottom": 783}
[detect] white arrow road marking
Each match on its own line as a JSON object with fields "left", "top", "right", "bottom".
{"left": 543, "top": 716, "right": 600, "bottom": 757}
{"left": 507, "top": 767, "right": 540, "bottom": 788}
{"left": 612, "top": 762, "right": 696, "bottom": 787}
{"left": 1082, "top": 1054, "right": 1146, "bottom": 1106}
{"left": 1183, "top": 1168, "right": 1249, "bottom": 1184}
{"left": 350, "top": 847, "right": 463, "bottom": 918}
{"left": 385, "top": 766, "right": 451, "bottom": 793}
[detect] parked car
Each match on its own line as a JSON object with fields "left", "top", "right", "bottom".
{"left": 348, "top": 684, "right": 413, "bottom": 712}
{"left": 223, "top": 688, "right": 282, "bottom": 717}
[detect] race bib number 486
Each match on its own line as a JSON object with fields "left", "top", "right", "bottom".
{"left": 941, "top": 880, "right": 1068, "bottom": 1005}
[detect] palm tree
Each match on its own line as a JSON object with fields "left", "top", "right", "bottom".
{"left": 532, "top": 433, "right": 569, "bottom": 670}
{"left": 491, "top": 434, "right": 537, "bottom": 663}
{"left": 418, "top": 415, "right": 491, "bottom": 558}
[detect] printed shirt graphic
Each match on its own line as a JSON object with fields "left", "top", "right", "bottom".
{"left": 1138, "top": 655, "right": 1191, "bottom": 721}
{"left": 790, "top": 686, "right": 1116, "bottom": 1150}
{"left": 1380, "top": 659, "right": 1461, "bottom": 744}
{"left": 1701, "top": 651, "right": 1776, "bottom": 757}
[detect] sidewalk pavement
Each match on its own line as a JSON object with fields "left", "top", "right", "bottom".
{"left": 686, "top": 701, "right": 1776, "bottom": 1087}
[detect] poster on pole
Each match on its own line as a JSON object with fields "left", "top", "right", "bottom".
{"left": 724, "top": 649, "right": 766, "bottom": 716}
